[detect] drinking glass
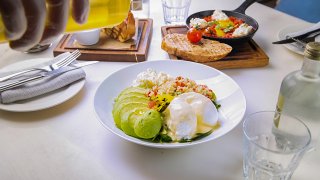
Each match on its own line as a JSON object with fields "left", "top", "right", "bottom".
{"left": 161, "top": 0, "right": 191, "bottom": 25}
{"left": 131, "top": 0, "right": 150, "bottom": 18}
{"left": 243, "top": 111, "right": 311, "bottom": 180}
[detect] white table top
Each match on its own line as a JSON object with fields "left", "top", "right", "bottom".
{"left": 0, "top": 0, "right": 319, "bottom": 179}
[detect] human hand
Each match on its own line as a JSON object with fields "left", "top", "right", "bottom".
{"left": 0, "top": 0, "right": 89, "bottom": 51}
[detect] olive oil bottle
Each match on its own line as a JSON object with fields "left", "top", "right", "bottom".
{"left": 0, "top": 0, "right": 131, "bottom": 42}
{"left": 275, "top": 42, "right": 320, "bottom": 147}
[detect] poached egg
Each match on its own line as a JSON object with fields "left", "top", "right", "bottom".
{"left": 163, "top": 92, "right": 219, "bottom": 141}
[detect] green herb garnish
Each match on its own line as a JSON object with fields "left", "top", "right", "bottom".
{"left": 152, "top": 132, "right": 172, "bottom": 143}
{"left": 212, "top": 100, "right": 221, "bottom": 109}
{"left": 208, "top": 20, "right": 218, "bottom": 26}
{"left": 223, "top": 25, "right": 234, "bottom": 33}
{"left": 179, "top": 130, "right": 214, "bottom": 143}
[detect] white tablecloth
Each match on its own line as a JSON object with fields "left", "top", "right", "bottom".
{"left": 0, "top": 0, "right": 318, "bottom": 179}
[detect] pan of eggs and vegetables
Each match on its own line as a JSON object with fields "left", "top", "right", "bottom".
{"left": 186, "top": 0, "right": 259, "bottom": 44}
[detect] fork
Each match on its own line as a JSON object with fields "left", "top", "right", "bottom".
{"left": 0, "top": 50, "right": 81, "bottom": 82}
{"left": 289, "top": 31, "right": 320, "bottom": 49}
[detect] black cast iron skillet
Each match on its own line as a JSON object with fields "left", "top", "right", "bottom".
{"left": 186, "top": 0, "right": 259, "bottom": 44}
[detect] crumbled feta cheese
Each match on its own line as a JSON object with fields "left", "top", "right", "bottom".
{"left": 232, "top": 23, "right": 253, "bottom": 37}
{"left": 190, "top": 18, "right": 208, "bottom": 28}
{"left": 211, "top": 10, "right": 229, "bottom": 21}
{"left": 132, "top": 68, "right": 173, "bottom": 88}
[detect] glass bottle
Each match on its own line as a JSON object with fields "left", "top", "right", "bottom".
{"left": 0, "top": 0, "right": 131, "bottom": 43}
{"left": 275, "top": 42, "right": 320, "bottom": 148}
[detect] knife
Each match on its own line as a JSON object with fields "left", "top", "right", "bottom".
{"left": 273, "top": 22, "right": 320, "bottom": 44}
{"left": 273, "top": 28, "right": 320, "bottom": 44}
{"left": 0, "top": 61, "right": 99, "bottom": 92}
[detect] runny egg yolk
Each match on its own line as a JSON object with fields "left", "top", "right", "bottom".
{"left": 215, "top": 28, "right": 225, "bottom": 37}
{"left": 215, "top": 20, "right": 234, "bottom": 37}
{"left": 217, "top": 20, "right": 234, "bottom": 28}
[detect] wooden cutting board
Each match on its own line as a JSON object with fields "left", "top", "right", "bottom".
{"left": 53, "top": 19, "right": 153, "bottom": 62}
{"left": 161, "top": 25, "right": 269, "bottom": 69}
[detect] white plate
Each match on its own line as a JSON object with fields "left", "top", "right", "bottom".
{"left": 278, "top": 23, "right": 320, "bottom": 55}
{"left": 0, "top": 58, "right": 85, "bottom": 112}
{"left": 94, "top": 60, "right": 246, "bottom": 148}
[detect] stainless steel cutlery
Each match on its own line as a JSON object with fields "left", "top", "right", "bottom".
{"left": 273, "top": 30, "right": 320, "bottom": 45}
{"left": 0, "top": 50, "right": 81, "bottom": 82}
{"left": 273, "top": 22, "right": 320, "bottom": 44}
{"left": 0, "top": 61, "right": 98, "bottom": 92}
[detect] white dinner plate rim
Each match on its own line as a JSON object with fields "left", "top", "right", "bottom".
{"left": 0, "top": 58, "right": 85, "bottom": 112}
{"left": 94, "top": 60, "right": 246, "bottom": 148}
{"left": 277, "top": 23, "right": 319, "bottom": 56}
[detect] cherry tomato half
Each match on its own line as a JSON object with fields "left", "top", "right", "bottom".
{"left": 187, "top": 28, "right": 203, "bottom": 44}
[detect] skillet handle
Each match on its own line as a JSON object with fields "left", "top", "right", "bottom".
{"left": 233, "top": 0, "right": 258, "bottom": 14}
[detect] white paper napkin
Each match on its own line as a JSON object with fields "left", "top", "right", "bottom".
{"left": 0, "top": 66, "right": 86, "bottom": 104}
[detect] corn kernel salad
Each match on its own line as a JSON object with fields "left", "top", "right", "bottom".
{"left": 133, "top": 69, "right": 220, "bottom": 112}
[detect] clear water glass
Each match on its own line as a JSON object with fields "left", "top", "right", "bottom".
{"left": 243, "top": 111, "right": 311, "bottom": 180}
{"left": 131, "top": 0, "right": 150, "bottom": 18}
{"left": 161, "top": 0, "right": 191, "bottom": 25}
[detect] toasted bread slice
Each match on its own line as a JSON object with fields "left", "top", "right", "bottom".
{"left": 161, "top": 33, "right": 232, "bottom": 62}
{"left": 102, "top": 11, "right": 136, "bottom": 42}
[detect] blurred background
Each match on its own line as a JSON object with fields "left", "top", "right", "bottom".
{"left": 259, "top": 0, "right": 320, "bottom": 23}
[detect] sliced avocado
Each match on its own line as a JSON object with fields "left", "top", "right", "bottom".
{"left": 118, "top": 87, "right": 147, "bottom": 97}
{"left": 113, "top": 100, "right": 148, "bottom": 129}
{"left": 120, "top": 105, "right": 148, "bottom": 137}
{"left": 113, "top": 96, "right": 149, "bottom": 113}
{"left": 134, "top": 109, "right": 162, "bottom": 139}
{"left": 112, "top": 86, "right": 150, "bottom": 129}
{"left": 129, "top": 109, "right": 148, "bottom": 128}
{"left": 115, "top": 92, "right": 147, "bottom": 103}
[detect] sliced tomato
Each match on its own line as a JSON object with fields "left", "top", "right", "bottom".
{"left": 148, "top": 101, "right": 156, "bottom": 109}
{"left": 225, "top": 33, "right": 233, "bottom": 38}
{"left": 230, "top": 16, "right": 244, "bottom": 26}
{"left": 204, "top": 26, "right": 216, "bottom": 37}
{"left": 229, "top": 16, "right": 236, "bottom": 22}
{"left": 204, "top": 16, "right": 212, "bottom": 22}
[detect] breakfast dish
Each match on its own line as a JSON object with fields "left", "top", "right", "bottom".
{"left": 160, "top": 25, "right": 269, "bottom": 69}
{"left": 189, "top": 10, "right": 254, "bottom": 38}
{"left": 94, "top": 60, "right": 246, "bottom": 148}
{"left": 112, "top": 69, "right": 220, "bottom": 142}
{"left": 161, "top": 33, "right": 232, "bottom": 62}
{"left": 0, "top": 58, "right": 85, "bottom": 112}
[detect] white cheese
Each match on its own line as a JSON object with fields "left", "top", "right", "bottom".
{"left": 132, "top": 68, "right": 173, "bottom": 88}
{"left": 232, "top": 23, "right": 253, "bottom": 37}
{"left": 211, "top": 10, "right": 229, "bottom": 21}
{"left": 190, "top": 18, "right": 208, "bottom": 28}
